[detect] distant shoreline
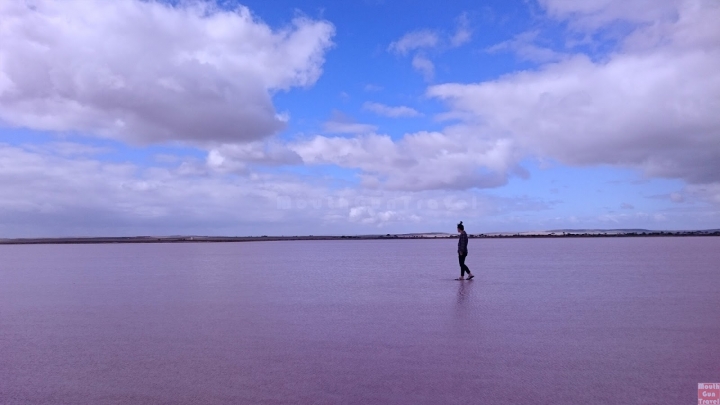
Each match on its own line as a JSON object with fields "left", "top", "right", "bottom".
{"left": 1, "top": 230, "right": 719, "bottom": 245}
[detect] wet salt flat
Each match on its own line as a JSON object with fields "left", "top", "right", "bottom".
{"left": 1, "top": 237, "right": 719, "bottom": 404}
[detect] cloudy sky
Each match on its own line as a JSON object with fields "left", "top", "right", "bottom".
{"left": 0, "top": 0, "right": 719, "bottom": 237}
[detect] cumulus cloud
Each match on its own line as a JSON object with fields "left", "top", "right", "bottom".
{"left": 429, "top": 0, "right": 720, "bottom": 188}
{"left": 291, "top": 130, "right": 525, "bottom": 191}
{"left": 362, "top": 102, "right": 422, "bottom": 117}
{"left": 206, "top": 141, "right": 303, "bottom": 173}
{"left": 450, "top": 13, "right": 472, "bottom": 47}
{"left": 1, "top": 139, "right": 706, "bottom": 236}
{"left": 0, "top": 142, "right": 563, "bottom": 236}
{"left": 388, "top": 30, "right": 440, "bottom": 55}
{"left": 390, "top": 13, "right": 472, "bottom": 54}
{"left": 347, "top": 206, "right": 416, "bottom": 226}
{"left": 412, "top": 54, "right": 435, "bottom": 81}
{"left": 389, "top": 14, "right": 471, "bottom": 82}
{"left": 0, "top": 0, "right": 334, "bottom": 144}
{"left": 0, "top": 141, "right": 361, "bottom": 236}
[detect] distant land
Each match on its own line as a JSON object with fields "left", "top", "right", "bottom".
{"left": 1, "top": 229, "right": 719, "bottom": 245}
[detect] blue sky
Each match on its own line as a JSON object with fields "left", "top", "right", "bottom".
{"left": 0, "top": 0, "right": 719, "bottom": 237}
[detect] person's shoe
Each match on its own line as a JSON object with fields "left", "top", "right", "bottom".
{"left": 467, "top": 274, "right": 475, "bottom": 280}
{"left": 455, "top": 277, "right": 464, "bottom": 280}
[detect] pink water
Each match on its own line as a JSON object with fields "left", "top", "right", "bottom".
{"left": 1, "top": 237, "right": 719, "bottom": 404}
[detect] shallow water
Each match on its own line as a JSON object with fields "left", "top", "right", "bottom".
{"left": 1, "top": 237, "right": 719, "bottom": 404}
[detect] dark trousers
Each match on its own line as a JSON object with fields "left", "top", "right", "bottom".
{"left": 459, "top": 254, "right": 470, "bottom": 277}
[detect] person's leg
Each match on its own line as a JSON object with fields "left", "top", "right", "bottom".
{"left": 457, "top": 254, "right": 465, "bottom": 279}
{"left": 461, "top": 254, "right": 473, "bottom": 278}
{"left": 459, "top": 254, "right": 469, "bottom": 277}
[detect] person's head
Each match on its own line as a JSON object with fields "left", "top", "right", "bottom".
{"left": 457, "top": 221, "right": 464, "bottom": 233}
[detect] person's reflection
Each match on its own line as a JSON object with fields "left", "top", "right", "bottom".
{"left": 456, "top": 279, "right": 474, "bottom": 307}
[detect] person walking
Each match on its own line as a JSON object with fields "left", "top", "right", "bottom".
{"left": 456, "top": 221, "right": 474, "bottom": 280}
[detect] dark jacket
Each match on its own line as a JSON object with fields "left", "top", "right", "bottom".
{"left": 458, "top": 231, "right": 468, "bottom": 255}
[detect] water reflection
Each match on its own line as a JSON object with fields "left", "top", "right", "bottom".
{"left": 455, "top": 279, "right": 475, "bottom": 307}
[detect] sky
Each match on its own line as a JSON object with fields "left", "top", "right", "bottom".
{"left": 0, "top": 0, "right": 719, "bottom": 237}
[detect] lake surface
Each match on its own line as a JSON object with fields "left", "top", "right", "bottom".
{"left": 1, "top": 237, "right": 719, "bottom": 404}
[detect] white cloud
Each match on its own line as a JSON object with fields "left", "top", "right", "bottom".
{"left": 206, "top": 141, "right": 303, "bottom": 173}
{"left": 451, "top": 13, "right": 472, "bottom": 47}
{"left": 429, "top": 0, "right": 720, "bottom": 188}
{"left": 670, "top": 192, "right": 685, "bottom": 203}
{"left": 0, "top": 141, "right": 360, "bottom": 236}
{"left": 388, "top": 30, "right": 439, "bottom": 55}
{"left": 23, "top": 142, "right": 111, "bottom": 157}
{"left": 686, "top": 183, "right": 720, "bottom": 205}
{"left": 291, "top": 130, "right": 525, "bottom": 191}
{"left": 0, "top": 0, "right": 334, "bottom": 144}
{"left": 323, "top": 122, "right": 378, "bottom": 134}
{"left": 362, "top": 102, "right": 422, "bottom": 118}
{"left": 0, "top": 142, "right": 562, "bottom": 236}
{"left": 412, "top": 54, "right": 435, "bottom": 81}
{"left": 539, "top": 0, "right": 684, "bottom": 30}
{"left": 364, "top": 84, "right": 384, "bottom": 92}
{"left": 323, "top": 111, "right": 378, "bottom": 134}
{"left": 348, "top": 206, "right": 409, "bottom": 226}
{"left": 390, "top": 14, "right": 471, "bottom": 82}
{"left": 2, "top": 139, "right": 712, "bottom": 235}
{"left": 487, "top": 31, "right": 564, "bottom": 63}
{"left": 390, "top": 14, "right": 472, "bottom": 53}
{"left": 4, "top": 0, "right": 720, "bottom": 236}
